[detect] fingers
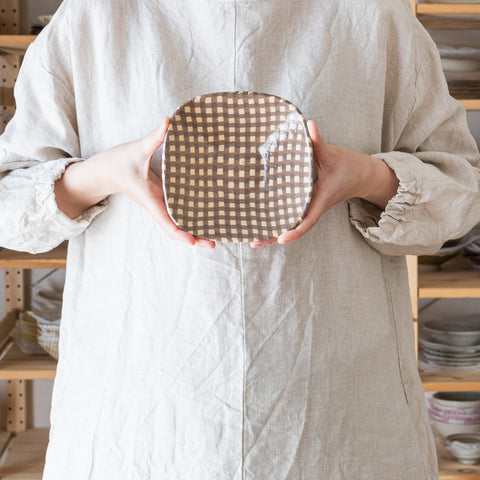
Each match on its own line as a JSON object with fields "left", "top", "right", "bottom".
{"left": 274, "top": 120, "right": 333, "bottom": 245}
{"left": 142, "top": 178, "right": 216, "bottom": 249}
{"left": 249, "top": 238, "right": 278, "bottom": 248}
{"left": 277, "top": 187, "right": 329, "bottom": 244}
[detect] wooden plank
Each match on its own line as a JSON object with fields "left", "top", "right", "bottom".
{"left": 459, "top": 99, "right": 480, "bottom": 110}
{"left": 419, "top": 270, "right": 480, "bottom": 298}
{"left": 6, "top": 380, "right": 26, "bottom": 433}
{"left": 406, "top": 255, "right": 419, "bottom": 320}
{"left": 0, "top": 87, "right": 14, "bottom": 106}
{"left": 419, "top": 14, "right": 480, "bottom": 29}
{"left": 0, "top": 244, "right": 67, "bottom": 269}
{"left": 0, "top": 430, "right": 12, "bottom": 456}
{"left": 417, "top": 4, "right": 480, "bottom": 15}
{"left": 0, "top": 344, "right": 56, "bottom": 380}
{"left": 0, "top": 312, "right": 16, "bottom": 349}
{"left": 421, "top": 370, "right": 480, "bottom": 391}
{"left": 0, "top": 428, "right": 49, "bottom": 479}
{"left": 0, "top": 35, "right": 36, "bottom": 47}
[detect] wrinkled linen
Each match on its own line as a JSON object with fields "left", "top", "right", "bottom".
{"left": 1, "top": 0, "right": 480, "bottom": 478}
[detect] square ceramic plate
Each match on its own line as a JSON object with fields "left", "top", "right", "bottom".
{"left": 161, "top": 91, "right": 315, "bottom": 242}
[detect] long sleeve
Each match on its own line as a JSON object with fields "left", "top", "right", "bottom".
{"left": 0, "top": 15, "right": 107, "bottom": 254}
{"left": 348, "top": 22, "right": 480, "bottom": 257}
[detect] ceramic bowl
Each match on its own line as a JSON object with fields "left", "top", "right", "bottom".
{"left": 446, "top": 433, "right": 480, "bottom": 464}
{"left": 430, "top": 393, "right": 480, "bottom": 437}
{"left": 442, "top": 58, "right": 480, "bottom": 73}
{"left": 421, "top": 318, "right": 480, "bottom": 347}
{"left": 433, "top": 392, "right": 480, "bottom": 407}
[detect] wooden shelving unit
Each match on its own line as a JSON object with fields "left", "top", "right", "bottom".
{"left": 409, "top": 2, "right": 480, "bottom": 478}
{"left": 0, "top": 246, "right": 64, "bottom": 478}
{"left": 0, "top": 4, "right": 60, "bottom": 478}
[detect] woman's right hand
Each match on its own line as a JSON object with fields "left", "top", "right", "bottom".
{"left": 54, "top": 117, "right": 216, "bottom": 249}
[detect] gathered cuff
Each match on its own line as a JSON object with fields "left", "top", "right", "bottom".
{"left": 347, "top": 152, "right": 443, "bottom": 256}
{"left": 0, "top": 157, "right": 108, "bottom": 253}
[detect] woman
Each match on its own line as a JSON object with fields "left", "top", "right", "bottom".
{"left": 1, "top": 0, "right": 479, "bottom": 478}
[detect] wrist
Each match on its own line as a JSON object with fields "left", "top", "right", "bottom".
{"left": 356, "top": 154, "right": 399, "bottom": 210}
{"left": 54, "top": 156, "right": 112, "bottom": 219}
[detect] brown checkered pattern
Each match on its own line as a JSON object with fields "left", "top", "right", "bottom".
{"left": 162, "top": 91, "right": 314, "bottom": 242}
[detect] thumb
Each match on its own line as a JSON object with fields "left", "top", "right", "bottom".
{"left": 307, "top": 120, "right": 329, "bottom": 163}
{"left": 142, "top": 117, "right": 170, "bottom": 158}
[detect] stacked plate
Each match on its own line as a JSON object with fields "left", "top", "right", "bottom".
{"left": 419, "top": 317, "right": 480, "bottom": 367}
{"left": 429, "top": 392, "right": 480, "bottom": 438}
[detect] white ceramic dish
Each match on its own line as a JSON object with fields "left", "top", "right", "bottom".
{"left": 421, "top": 318, "right": 480, "bottom": 347}
{"left": 434, "top": 421, "right": 480, "bottom": 438}
{"left": 446, "top": 434, "right": 480, "bottom": 464}
{"left": 433, "top": 392, "right": 480, "bottom": 406}
{"left": 442, "top": 58, "right": 480, "bottom": 72}
{"left": 419, "top": 337, "right": 480, "bottom": 353}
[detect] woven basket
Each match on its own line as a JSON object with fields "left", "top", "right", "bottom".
{"left": 36, "top": 321, "right": 60, "bottom": 359}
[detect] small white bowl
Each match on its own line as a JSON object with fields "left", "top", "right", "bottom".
{"left": 446, "top": 434, "right": 480, "bottom": 464}
{"left": 432, "top": 392, "right": 480, "bottom": 408}
{"left": 433, "top": 421, "right": 480, "bottom": 438}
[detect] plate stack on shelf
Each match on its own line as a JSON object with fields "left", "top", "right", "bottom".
{"left": 419, "top": 317, "right": 480, "bottom": 368}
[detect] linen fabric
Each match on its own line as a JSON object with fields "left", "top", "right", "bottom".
{"left": 0, "top": 0, "right": 479, "bottom": 478}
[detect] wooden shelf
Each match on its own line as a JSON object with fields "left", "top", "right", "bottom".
{"left": 0, "top": 344, "right": 56, "bottom": 380}
{"left": 0, "top": 244, "right": 67, "bottom": 270}
{"left": 419, "top": 269, "right": 480, "bottom": 298}
{"left": 417, "top": 4, "right": 480, "bottom": 15}
{"left": 0, "top": 35, "right": 35, "bottom": 56}
{"left": 0, "top": 428, "right": 48, "bottom": 479}
{"left": 459, "top": 99, "right": 480, "bottom": 110}
{"left": 0, "top": 35, "right": 35, "bottom": 47}
{"left": 421, "top": 370, "right": 480, "bottom": 391}
{"left": 419, "top": 14, "right": 480, "bottom": 29}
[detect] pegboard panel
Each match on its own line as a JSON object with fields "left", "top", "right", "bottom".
{"left": 0, "top": 1, "right": 19, "bottom": 34}
{"left": 0, "top": 0, "right": 29, "bottom": 437}
{"left": 4, "top": 270, "right": 24, "bottom": 315}
{"left": 6, "top": 379, "right": 26, "bottom": 432}
{"left": 0, "top": 0, "right": 19, "bottom": 133}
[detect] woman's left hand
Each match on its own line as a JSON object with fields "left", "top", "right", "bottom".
{"left": 250, "top": 120, "right": 400, "bottom": 248}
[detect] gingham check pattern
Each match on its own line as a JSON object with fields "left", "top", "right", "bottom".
{"left": 162, "top": 91, "right": 314, "bottom": 242}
